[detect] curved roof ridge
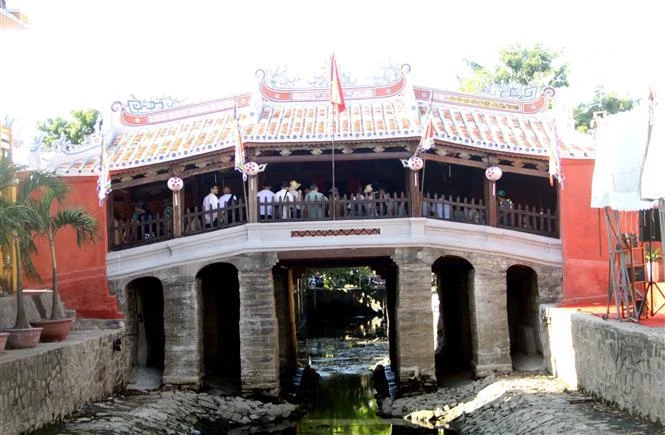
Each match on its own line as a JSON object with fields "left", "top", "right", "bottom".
{"left": 257, "top": 68, "right": 409, "bottom": 103}
{"left": 413, "top": 86, "right": 554, "bottom": 114}
{"left": 114, "top": 93, "right": 251, "bottom": 127}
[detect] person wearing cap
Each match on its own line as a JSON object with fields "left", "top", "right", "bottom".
{"left": 218, "top": 185, "right": 238, "bottom": 224}
{"left": 257, "top": 182, "right": 275, "bottom": 220}
{"left": 275, "top": 181, "right": 295, "bottom": 220}
{"left": 498, "top": 190, "right": 513, "bottom": 226}
{"left": 304, "top": 183, "right": 328, "bottom": 218}
{"left": 288, "top": 180, "right": 303, "bottom": 218}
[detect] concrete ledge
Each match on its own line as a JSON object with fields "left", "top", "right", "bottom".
{"left": 542, "top": 305, "right": 665, "bottom": 424}
{"left": 0, "top": 292, "right": 65, "bottom": 330}
{"left": 0, "top": 329, "right": 130, "bottom": 434}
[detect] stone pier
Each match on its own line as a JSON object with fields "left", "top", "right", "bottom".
{"left": 472, "top": 261, "right": 512, "bottom": 375}
{"left": 162, "top": 269, "right": 202, "bottom": 388}
{"left": 393, "top": 247, "right": 436, "bottom": 382}
{"left": 236, "top": 252, "right": 280, "bottom": 397}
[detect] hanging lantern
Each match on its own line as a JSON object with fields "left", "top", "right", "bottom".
{"left": 167, "top": 176, "right": 183, "bottom": 191}
{"left": 485, "top": 166, "right": 502, "bottom": 196}
{"left": 407, "top": 155, "right": 424, "bottom": 171}
{"left": 485, "top": 166, "right": 502, "bottom": 182}
{"left": 167, "top": 176, "right": 183, "bottom": 207}
{"left": 244, "top": 161, "right": 260, "bottom": 176}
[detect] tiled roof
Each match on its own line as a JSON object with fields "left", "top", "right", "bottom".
{"left": 52, "top": 73, "right": 595, "bottom": 176}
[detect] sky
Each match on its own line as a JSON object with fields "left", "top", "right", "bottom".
{"left": 1, "top": 0, "right": 663, "bottom": 145}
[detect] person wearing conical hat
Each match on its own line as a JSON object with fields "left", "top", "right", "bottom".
{"left": 288, "top": 180, "right": 303, "bottom": 218}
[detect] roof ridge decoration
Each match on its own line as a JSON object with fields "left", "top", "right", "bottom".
{"left": 413, "top": 86, "right": 555, "bottom": 114}
{"left": 113, "top": 93, "right": 252, "bottom": 127}
{"left": 256, "top": 64, "right": 411, "bottom": 103}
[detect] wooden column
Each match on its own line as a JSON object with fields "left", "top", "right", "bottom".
{"left": 484, "top": 158, "right": 498, "bottom": 227}
{"left": 408, "top": 169, "right": 421, "bottom": 217}
{"left": 247, "top": 176, "right": 258, "bottom": 223}
{"left": 173, "top": 189, "right": 183, "bottom": 237}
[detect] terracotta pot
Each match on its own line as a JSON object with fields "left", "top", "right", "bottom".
{"left": 0, "top": 332, "right": 9, "bottom": 352}
{"left": 5, "top": 327, "right": 43, "bottom": 349}
{"left": 646, "top": 261, "right": 661, "bottom": 283}
{"left": 30, "top": 318, "right": 75, "bottom": 342}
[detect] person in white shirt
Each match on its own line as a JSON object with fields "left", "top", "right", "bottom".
{"left": 274, "top": 181, "right": 294, "bottom": 219}
{"left": 218, "top": 186, "right": 238, "bottom": 224}
{"left": 257, "top": 182, "right": 276, "bottom": 219}
{"left": 202, "top": 185, "right": 219, "bottom": 227}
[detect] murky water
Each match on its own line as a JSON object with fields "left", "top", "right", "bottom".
{"left": 275, "top": 316, "right": 436, "bottom": 435}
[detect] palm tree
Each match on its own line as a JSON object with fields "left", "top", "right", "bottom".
{"left": 27, "top": 184, "right": 97, "bottom": 320}
{"left": 0, "top": 159, "right": 68, "bottom": 329}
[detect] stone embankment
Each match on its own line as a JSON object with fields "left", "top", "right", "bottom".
{"left": 380, "top": 372, "right": 663, "bottom": 434}
{"left": 44, "top": 390, "right": 301, "bottom": 434}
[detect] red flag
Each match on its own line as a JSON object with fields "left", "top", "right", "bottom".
{"left": 329, "top": 53, "right": 346, "bottom": 113}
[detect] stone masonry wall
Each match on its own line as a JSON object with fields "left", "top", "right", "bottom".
{"left": 542, "top": 306, "right": 665, "bottom": 424}
{"left": 0, "top": 329, "right": 129, "bottom": 435}
{"left": 393, "top": 247, "right": 436, "bottom": 381}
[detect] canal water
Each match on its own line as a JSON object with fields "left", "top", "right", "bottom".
{"left": 278, "top": 316, "right": 438, "bottom": 435}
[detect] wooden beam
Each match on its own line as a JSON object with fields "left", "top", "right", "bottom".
{"left": 257, "top": 152, "right": 411, "bottom": 164}
{"left": 278, "top": 247, "right": 395, "bottom": 262}
{"left": 423, "top": 153, "right": 549, "bottom": 178}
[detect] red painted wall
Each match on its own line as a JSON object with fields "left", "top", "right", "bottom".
{"left": 24, "top": 176, "right": 122, "bottom": 319}
{"left": 559, "top": 159, "right": 609, "bottom": 304}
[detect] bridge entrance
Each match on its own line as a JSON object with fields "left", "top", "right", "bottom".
{"left": 432, "top": 256, "right": 475, "bottom": 382}
{"left": 197, "top": 263, "right": 241, "bottom": 391}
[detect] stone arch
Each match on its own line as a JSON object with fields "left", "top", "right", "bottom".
{"left": 506, "top": 264, "right": 543, "bottom": 368}
{"left": 125, "top": 276, "right": 165, "bottom": 386}
{"left": 432, "top": 255, "right": 475, "bottom": 380}
{"left": 196, "top": 262, "right": 241, "bottom": 391}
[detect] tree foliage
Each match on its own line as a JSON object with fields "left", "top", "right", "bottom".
{"left": 36, "top": 109, "right": 100, "bottom": 148}
{"left": 573, "top": 86, "right": 636, "bottom": 132}
{"left": 458, "top": 44, "right": 569, "bottom": 93}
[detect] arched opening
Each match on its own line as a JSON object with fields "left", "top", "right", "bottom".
{"left": 197, "top": 262, "right": 241, "bottom": 391}
{"left": 126, "top": 276, "right": 165, "bottom": 388}
{"left": 432, "top": 256, "right": 475, "bottom": 382}
{"left": 506, "top": 265, "right": 543, "bottom": 370}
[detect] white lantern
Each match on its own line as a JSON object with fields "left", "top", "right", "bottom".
{"left": 485, "top": 166, "right": 502, "bottom": 182}
{"left": 167, "top": 177, "right": 184, "bottom": 191}
{"left": 407, "top": 155, "right": 424, "bottom": 171}
{"left": 167, "top": 176, "right": 183, "bottom": 207}
{"left": 244, "top": 161, "right": 260, "bottom": 176}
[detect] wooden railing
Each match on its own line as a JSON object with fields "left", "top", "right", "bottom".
{"left": 498, "top": 202, "right": 558, "bottom": 237}
{"left": 182, "top": 200, "right": 247, "bottom": 235}
{"left": 109, "top": 193, "right": 558, "bottom": 250}
{"left": 257, "top": 192, "right": 409, "bottom": 222}
{"left": 421, "top": 193, "right": 487, "bottom": 225}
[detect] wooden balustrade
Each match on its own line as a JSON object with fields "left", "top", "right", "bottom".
{"left": 421, "top": 193, "right": 487, "bottom": 225}
{"left": 109, "top": 193, "right": 558, "bottom": 250}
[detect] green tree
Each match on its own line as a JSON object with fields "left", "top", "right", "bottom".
{"left": 0, "top": 160, "right": 67, "bottom": 330}
{"left": 573, "top": 86, "right": 636, "bottom": 132}
{"left": 36, "top": 109, "right": 100, "bottom": 148}
{"left": 458, "top": 43, "right": 569, "bottom": 93}
{"left": 27, "top": 183, "right": 97, "bottom": 320}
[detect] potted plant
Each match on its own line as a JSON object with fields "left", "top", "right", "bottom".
{"left": 0, "top": 161, "right": 66, "bottom": 348}
{"left": 645, "top": 247, "right": 662, "bottom": 283}
{"left": 26, "top": 178, "right": 97, "bottom": 341}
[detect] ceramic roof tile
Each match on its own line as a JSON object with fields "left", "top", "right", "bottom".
{"left": 52, "top": 78, "right": 596, "bottom": 176}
